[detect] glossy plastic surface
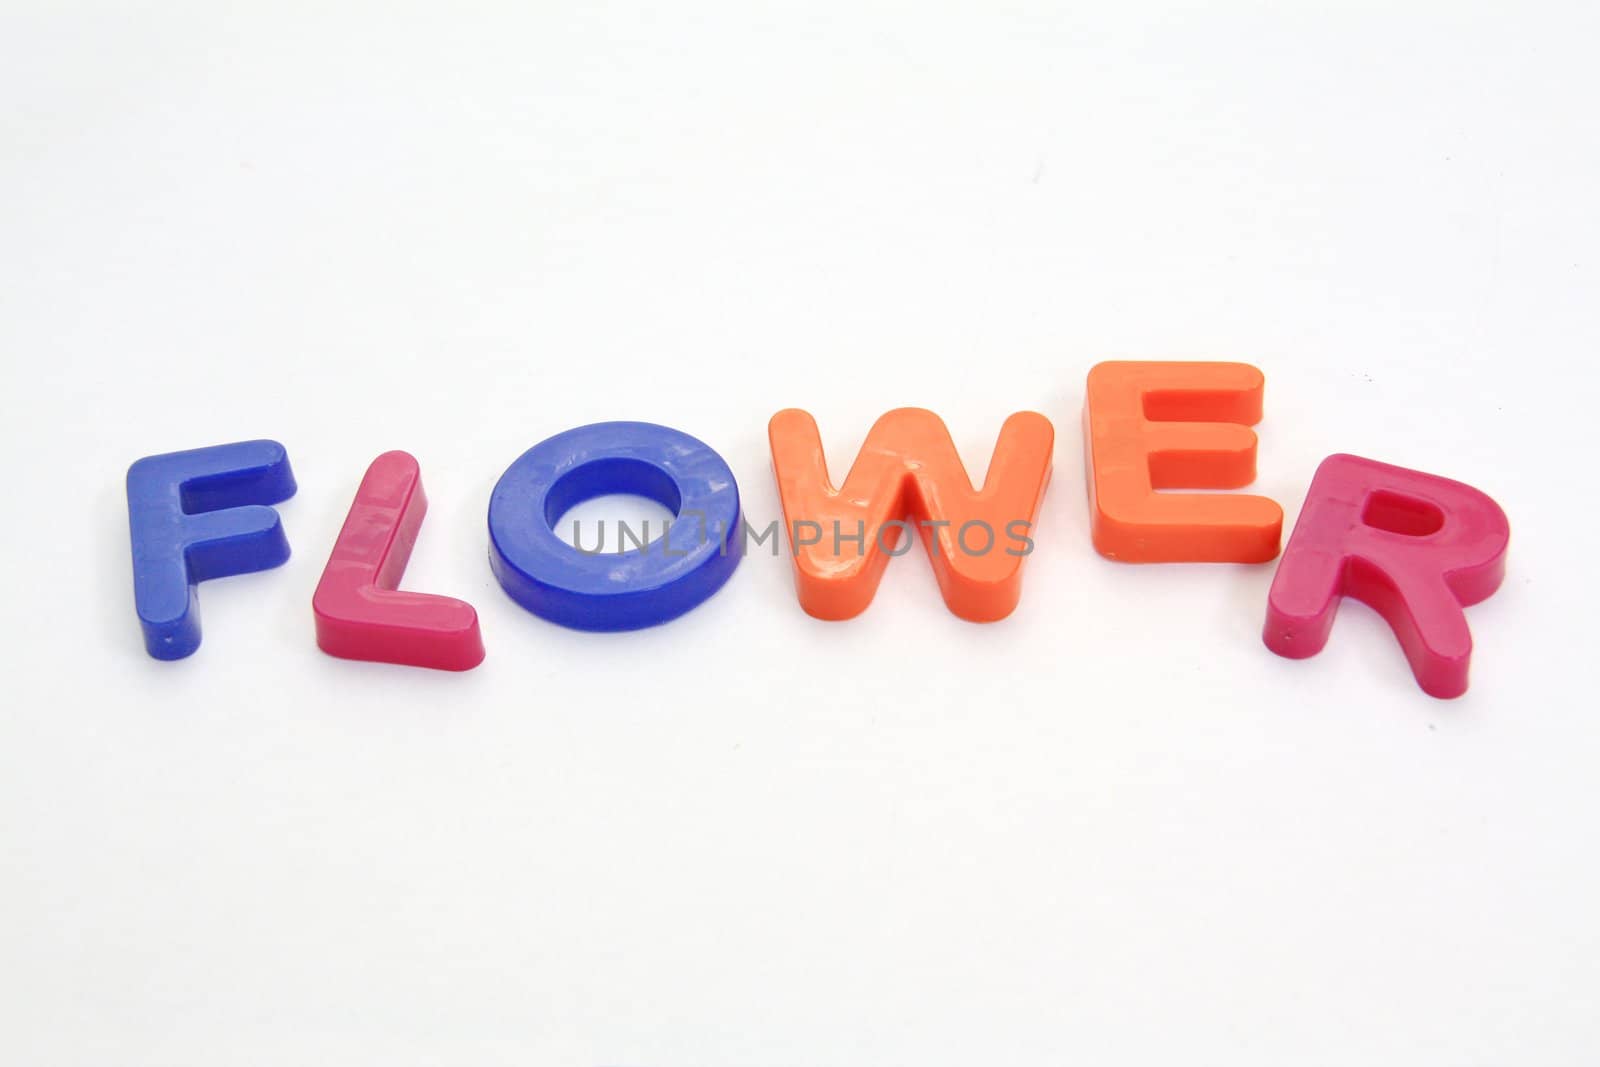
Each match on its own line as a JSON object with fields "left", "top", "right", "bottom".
{"left": 1262, "top": 453, "right": 1509, "bottom": 699}
{"left": 313, "top": 451, "right": 485, "bottom": 671}
{"left": 768, "top": 407, "right": 1054, "bottom": 621}
{"left": 1084, "top": 361, "right": 1282, "bottom": 562}
{"left": 487, "top": 422, "right": 741, "bottom": 631}
{"left": 126, "top": 439, "right": 297, "bottom": 660}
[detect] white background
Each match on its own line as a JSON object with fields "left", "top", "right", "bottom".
{"left": 2, "top": 2, "right": 1596, "bottom": 1064}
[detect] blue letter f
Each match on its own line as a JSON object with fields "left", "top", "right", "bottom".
{"left": 127, "top": 440, "right": 297, "bottom": 660}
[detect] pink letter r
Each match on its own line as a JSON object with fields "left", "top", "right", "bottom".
{"left": 1263, "top": 454, "right": 1510, "bottom": 699}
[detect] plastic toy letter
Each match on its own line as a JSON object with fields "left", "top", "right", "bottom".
{"left": 313, "top": 451, "right": 485, "bottom": 671}
{"left": 126, "top": 439, "right": 297, "bottom": 660}
{"left": 1263, "top": 454, "right": 1510, "bottom": 699}
{"left": 767, "top": 407, "right": 1054, "bottom": 621}
{"left": 487, "top": 422, "right": 743, "bottom": 631}
{"left": 1084, "top": 361, "right": 1282, "bottom": 562}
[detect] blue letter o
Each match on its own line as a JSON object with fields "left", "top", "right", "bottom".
{"left": 487, "top": 422, "right": 742, "bottom": 631}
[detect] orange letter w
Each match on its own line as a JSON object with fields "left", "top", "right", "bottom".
{"left": 767, "top": 408, "right": 1053, "bottom": 622}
